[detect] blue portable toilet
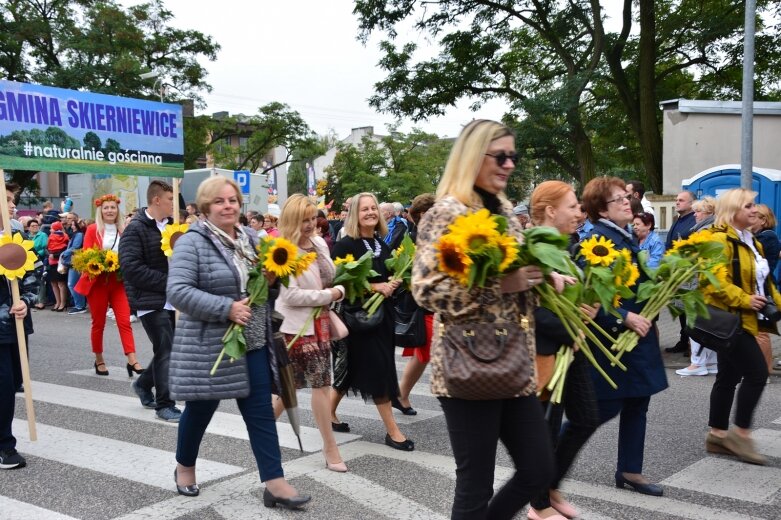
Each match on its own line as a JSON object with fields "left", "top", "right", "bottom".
{"left": 682, "top": 163, "right": 781, "bottom": 237}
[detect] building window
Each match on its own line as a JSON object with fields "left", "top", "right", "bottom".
{"left": 59, "top": 172, "right": 68, "bottom": 197}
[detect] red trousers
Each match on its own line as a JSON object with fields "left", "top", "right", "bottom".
{"left": 86, "top": 274, "right": 136, "bottom": 355}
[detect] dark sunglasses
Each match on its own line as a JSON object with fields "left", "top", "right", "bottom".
{"left": 485, "top": 151, "right": 519, "bottom": 165}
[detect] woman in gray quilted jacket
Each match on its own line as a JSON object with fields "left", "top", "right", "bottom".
{"left": 167, "top": 176, "right": 310, "bottom": 510}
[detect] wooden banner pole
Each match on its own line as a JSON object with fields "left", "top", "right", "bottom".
{"left": 0, "top": 169, "right": 36, "bottom": 441}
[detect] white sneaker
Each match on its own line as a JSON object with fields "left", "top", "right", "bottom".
{"left": 130, "top": 315, "right": 138, "bottom": 323}
{"left": 106, "top": 308, "right": 115, "bottom": 320}
{"left": 706, "top": 365, "right": 718, "bottom": 374}
{"left": 676, "top": 365, "right": 708, "bottom": 376}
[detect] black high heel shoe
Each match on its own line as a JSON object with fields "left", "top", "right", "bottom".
{"left": 94, "top": 362, "right": 109, "bottom": 376}
{"left": 614, "top": 471, "right": 663, "bottom": 496}
{"left": 126, "top": 363, "right": 144, "bottom": 377}
{"left": 262, "top": 488, "right": 311, "bottom": 509}
{"left": 174, "top": 469, "right": 199, "bottom": 497}
{"left": 391, "top": 397, "right": 417, "bottom": 416}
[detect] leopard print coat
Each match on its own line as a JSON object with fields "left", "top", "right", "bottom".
{"left": 411, "top": 195, "right": 538, "bottom": 398}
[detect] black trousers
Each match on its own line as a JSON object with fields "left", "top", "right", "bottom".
{"left": 531, "top": 352, "right": 600, "bottom": 510}
{"left": 709, "top": 332, "right": 767, "bottom": 430}
{"left": 439, "top": 395, "right": 553, "bottom": 520}
{"left": 138, "top": 310, "right": 175, "bottom": 410}
{"left": 678, "top": 314, "right": 690, "bottom": 344}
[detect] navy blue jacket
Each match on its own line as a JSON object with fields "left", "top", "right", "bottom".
{"left": 580, "top": 220, "right": 668, "bottom": 400}
{"left": 664, "top": 211, "right": 696, "bottom": 250}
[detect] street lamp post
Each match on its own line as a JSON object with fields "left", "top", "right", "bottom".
{"left": 139, "top": 70, "right": 165, "bottom": 102}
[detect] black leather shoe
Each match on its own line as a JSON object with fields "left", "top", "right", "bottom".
{"left": 615, "top": 472, "right": 663, "bottom": 496}
{"left": 263, "top": 488, "right": 311, "bottom": 509}
{"left": 331, "top": 421, "right": 350, "bottom": 433}
{"left": 665, "top": 340, "right": 688, "bottom": 354}
{"left": 385, "top": 433, "right": 414, "bottom": 451}
{"left": 391, "top": 397, "right": 418, "bottom": 416}
{"left": 174, "top": 468, "right": 199, "bottom": 497}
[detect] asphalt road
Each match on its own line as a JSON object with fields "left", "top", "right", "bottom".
{"left": 1, "top": 307, "right": 779, "bottom": 520}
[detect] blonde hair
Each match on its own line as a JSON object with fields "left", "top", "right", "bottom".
{"left": 279, "top": 194, "right": 317, "bottom": 245}
{"left": 342, "top": 192, "right": 388, "bottom": 239}
{"left": 692, "top": 196, "right": 716, "bottom": 215}
{"left": 714, "top": 188, "right": 756, "bottom": 228}
{"left": 755, "top": 203, "right": 777, "bottom": 230}
{"left": 95, "top": 196, "right": 124, "bottom": 236}
{"left": 195, "top": 176, "right": 243, "bottom": 216}
{"left": 437, "top": 119, "right": 515, "bottom": 204}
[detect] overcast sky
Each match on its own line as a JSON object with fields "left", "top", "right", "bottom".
{"left": 124, "top": 0, "right": 623, "bottom": 140}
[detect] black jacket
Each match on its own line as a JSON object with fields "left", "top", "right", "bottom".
{"left": 0, "top": 235, "right": 37, "bottom": 342}
{"left": 118, "top": 208, "right": 173, "bottom": 312}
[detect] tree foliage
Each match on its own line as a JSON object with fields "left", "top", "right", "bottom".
{"left": 323, "top": 126, "right": 452, "bottom": 208}
{"left": 354, "top": 0, "right": 781, "bottom": 193}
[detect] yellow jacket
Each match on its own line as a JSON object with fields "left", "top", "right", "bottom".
{"left": 703, "top": 226, "right": 781, "bottom": 336}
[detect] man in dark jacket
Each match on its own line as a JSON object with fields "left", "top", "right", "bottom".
{"left": 0, "top": 183, "right": 37, "bottom": 470}
{"left": 118, "top": 180, "right": 181, "bottom": 422}
{"left": 664, "top": 191, "right": 697, "bottom": 354}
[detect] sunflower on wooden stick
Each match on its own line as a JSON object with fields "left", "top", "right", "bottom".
{"left": 0, "top": 232, "right": 37, "bottom": 280}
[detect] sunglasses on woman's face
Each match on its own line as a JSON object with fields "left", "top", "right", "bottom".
{"left": 485, "top": 151, "right": 519, "bottom": 166}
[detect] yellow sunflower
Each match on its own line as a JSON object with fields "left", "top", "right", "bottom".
{"left": 436, "top": 234, "right": 472, "bottom": 285}
{"left": 263, "top": 237, "right": 299, "bottom": 277}
{"left": 447, "top": 209, "right": 501, "bottom": 253}
{"left": 161, "top": 223, "right": 189, "bottom": 257}
{"left": 334, "top": 254, "right": 355, "bottom": 265}
{"left": 580, "top": 236, "right": 620, "bottom": 267}
{"left": 87, "top": 260, "right": 104, "bottom": 277}
{"left": 496, "top": 234, "right": 520, "bottom": 272}
{"left": 614, "top": 249, "right": 640, "bottom": 288}
{"left": 687, "top": 229, "right": 715, "bottom": 245}
{"left": 295, "top": 251, "right": 318, "bottom": 273}
{"left": 0, "top": 232, "right": 37, "bottom": 280}
{"left": 104, "top": 250, "right": 120, "bottom": 272}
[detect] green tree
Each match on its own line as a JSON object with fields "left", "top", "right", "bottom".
{"left": 83, "top": 131, "right": 101, "bottom": 151}
{"left": 285, "top": 136, "right": 333, "bottom": 197}
{"left": 354, "top": 0, "right": 781, "bottom": 193}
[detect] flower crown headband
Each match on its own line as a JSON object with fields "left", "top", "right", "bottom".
{"left": 95, "top": 194, "right": 121, "bottom": 207}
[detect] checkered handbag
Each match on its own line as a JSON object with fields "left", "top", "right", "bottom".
{"left": 440, "top": 316, "right": 532, "bottom": 400}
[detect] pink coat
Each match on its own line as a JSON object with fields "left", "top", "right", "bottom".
{"left": 276, "top": 236, "right": 344, "bottom": 336}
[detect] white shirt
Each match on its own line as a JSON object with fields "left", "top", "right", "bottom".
{"left": 137, "top": 210, "right": 175, "bottom": 316}
{"left": 102, "top": 224, "right": 119, "bottom": 251}
{"left": 640, "top": 196, "right": 655, "bottom": 217}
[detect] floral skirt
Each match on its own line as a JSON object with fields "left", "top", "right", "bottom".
{"left": 284, "top": 314, "right": 332, "bottom": 389}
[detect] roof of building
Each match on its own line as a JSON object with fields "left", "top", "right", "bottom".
{"left": 660, "top": 99, "right": 781, "bottom": 115}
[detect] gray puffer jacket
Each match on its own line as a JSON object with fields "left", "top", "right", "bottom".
{"left": 168, "top": 223, "right": 253, "bottom": 401}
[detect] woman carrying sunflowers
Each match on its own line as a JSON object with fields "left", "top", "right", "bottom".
{"left": 527, "top": 180, "right": 601, "bottom": 520}
{"left": 273, "top": 194, "right": 348, "bottom": 472}
{"left": 412, "top": 120, "right": 555, "bottom": 520}
{"left": 74, "top": 193, "right": 141, "bottom": 377}
{"left": 329, "top": 192, "right": 412, "bottom": 451}
{"left": 577, "top": 177, "right": 668, "bottom": 497}
{"left": 167, "top": 176, "right": 310, "bottom": 509}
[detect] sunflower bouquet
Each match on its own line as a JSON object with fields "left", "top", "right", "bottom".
{"left": 515, "top": 228, "right": 626, "bottom": 396}
{"left": 71, "top": 247, "right": 121, "bottom": 279}
{"left": 211, "top": 236, "right": 317, "bottom": 375}
{"left": 434, "top": 209, "right": 518, "bottom": 288}
{"left": 610, "top": 228, "right": 724, "bottom": 359}
{"left": 333, "top": 251, "right": 380, "bottom": 304}
{"left": 363, "top": 234, "right": 416, "bottom": 317}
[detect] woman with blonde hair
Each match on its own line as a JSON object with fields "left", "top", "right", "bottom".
{"left": 703, "top": 188, "right": 781, "bottom": 465}
{"left": 413, "top": 120, "right": 557, "bottom": 518}
{"left": 75, "top": 194, "right": 141, "bottom": 377}
{"left": 273, "top": 194, "right": 348, "bottom": 472}
{"left": 330, "top": 192, "right": 412, "bottom": 451}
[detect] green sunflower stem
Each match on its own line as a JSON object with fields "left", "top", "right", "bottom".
{"left": 285, "top": 308, "right": 322, "bottom": 350}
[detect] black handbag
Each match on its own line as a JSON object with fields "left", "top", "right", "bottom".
{"left": 341, "top": 301, "right": 384, "bottom": 331}
{"left": 394, "top": 289, "right": 427, "bottom": 347}
{"left": 685, "top": 305, "right": 742, "bottom": 353}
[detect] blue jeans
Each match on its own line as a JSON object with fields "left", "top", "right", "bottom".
{"left": 67, "top": 268, "right": 85, "bottom": 309}
{"left": 175, "top": 347, "right": 283, "bottom": 481}
{"left": 0, "top": 342, "right": 21, "bottom": 451}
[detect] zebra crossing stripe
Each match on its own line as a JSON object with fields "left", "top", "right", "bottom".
{"left": 1, "top": 496, "right": 80, "bottom": 520}
{"left": 21, "top": 381, "right": 360, "bottom": 452}
{"left": 13, "top": 419, "right": 243, "bottom": 490}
